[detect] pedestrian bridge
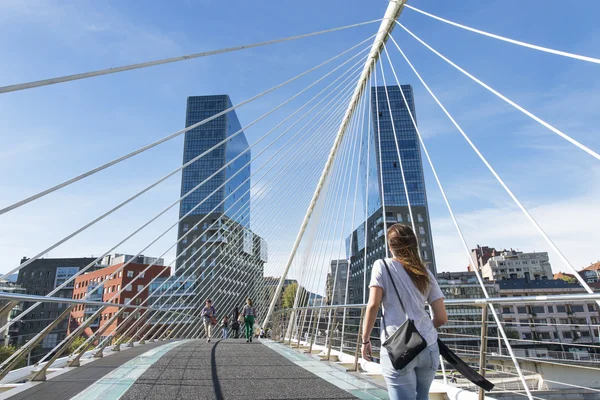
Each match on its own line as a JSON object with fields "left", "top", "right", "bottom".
{"left": 0, "top": 339, "right": 466, "bottom": 400}
{"left": 1, "top": 1, "right": 599, "bottom": 400}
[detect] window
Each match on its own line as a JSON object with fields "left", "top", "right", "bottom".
{"left": 418, "top": 226, "right": 425, "bottom": 235}
{"left": 563, "top": 331, "right": 573, "bottom": 339}
{"left": 139, "top": 272, "right": 145, "bottom": 279}
{"left": 183, "top": 223, "right": 189, "bottom": 231}
{"left": 118, "top": 271, "right": 122, "bottom": 278}
{"left": 123, "top": 312, "right": 129, "bottom": 319}
{"left": 588, "top": 304, "right": 597, "bottom": 312}
{"left": 117, "top": 284, "right": 121, "bottom": 291}
{"left": 517, "top": 307, "right": 527, "bottom": 314}
{"left": 502, "top": 307, "right": 513, "bottom": 314}
{"left": 417, "top": 214, "right": 424, "bottom": 222}
{"left": 127, "top": 271, "right": 134, "bottom": 278}
{"left": 137, "top": 285, "right": 144, "bottom": 292}
{"left": 531, "top": 306, "right": 545, "bottom": 314}
{"left": 126, "top": 284, "right": 132, "bottom": 291}
{"left": 570, "top": 305, "right": 585, "bottom": 313}
{"left": 557, "top": 305, "right": 566, "bottom": 313}
{"left": 125, "top": 298, "right": 131, "bottom": 304}
{"left": 42, "top": 333, "right": 58, "bottom": 348}
{"left": 547, "top": 306, "right": 554, "bottom": 313}
{"left": 183, "top": 237, "right": 188, "bottom": 244}
{"left": 423, "top": 250, "right": 429, "bottom": 260}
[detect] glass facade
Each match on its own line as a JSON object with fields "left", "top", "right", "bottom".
{"left": 179, "top": 95, "right": 250, "bottom": 227}
{"left": 367, "top": 85, "right": 427, "bottom": 213}
{"left": 344, "top": 85, "right": 437, "bottom": 311}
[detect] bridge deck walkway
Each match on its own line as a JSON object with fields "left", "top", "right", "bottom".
{"left": 7, "top": 339, "right": 380, "bottom": 400}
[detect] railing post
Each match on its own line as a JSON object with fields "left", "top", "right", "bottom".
{"left": 353, "top": 308, "right": 365, "bottom": 371}
{"left": 0, "top": 306, "right": 73, "bottom": 380}
{"left": 326, "top": 308, "right": 337, "bottom": 361}
{"left": 296, "top": 310, "right": 305, "bottom": 348}
{"left": 308, "top": 309, "right": 318, "bottom": 354}
{"left": 478, "top": 305, "right": 489, "bottom": 400}
{"left": 279, "top": 312, "right": 285, "bottom": 342}
{"left": 287, "top": 310, "right": 295, "bottom": 346}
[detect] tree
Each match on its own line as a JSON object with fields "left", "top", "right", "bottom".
{"left": 0, "top": 346, "right": 26, "bottom": 369}
{"left": 281, "top": 283, "right": 308, "bottom": 310}
{"left": 558, "top": 275, "right": 577, "bottom": 284}
{"left": 504, "top": 328, "right": 520, "bottom": 340}
{"left": 67, "top": 336, "right": 92, "bottom": 355}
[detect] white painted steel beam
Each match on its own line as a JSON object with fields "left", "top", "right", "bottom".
{"left": 262, "top": 0, "right": 408, "bottom": 328}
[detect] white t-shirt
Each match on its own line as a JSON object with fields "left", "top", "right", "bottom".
{"left": 369, "top": 258, "right": 444, "bottom": 346}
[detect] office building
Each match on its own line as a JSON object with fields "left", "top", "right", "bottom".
{"left": 498, "top": 278, "right": 599, "bottom": 347}
{"left": 175, "top": 95, "right": 266, "bottom": 318}
{"left": 436, "top": 271, "right": 497, "bottom": 347}
{"left": 326, "top": 260, "right": 349, "bottom": 307}
{"left": 261, "top": 277, "right": 297, "bottom": 314}
{"left": 101, "top": 254, "right": 165, "bottom": 268}
{"left": 346, "top": 85, "right": 436, "bottom": 306}
{"left": 70, "top": 263, "right": 171, "bottom": 342}
{"left": 0, "top": 279, "right": 26, "bottom": 346}
{"left": 15, "top": 257, "right": 101, "bottom": 362}
{"left": 481, "top": 249, "right": 553, "bottom": 281}
{"left": 580, "top": 262, "right": 600, "bottom": 284}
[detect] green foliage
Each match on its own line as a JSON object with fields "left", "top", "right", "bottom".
{"left": 558, "top": 275, "right": 577, "bottom": 284}
{"left": 504, "top": 328, "right": 520, "bottom": 340}
{"left": 282, "top": 283, "right": 308, "bottom": 310}
{"left": 0, "top": 345, "right": 26, "bottom": 369}
{"left": 67, "top": 336, "right": 92, "bottom": 355}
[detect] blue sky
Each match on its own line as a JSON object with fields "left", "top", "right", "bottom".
{"left": 1, "top": 0, "right": 599, "bottom": 288}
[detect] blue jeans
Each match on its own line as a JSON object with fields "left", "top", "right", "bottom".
{"left": 380, "top": 343, "right": 439, "bottom": 400}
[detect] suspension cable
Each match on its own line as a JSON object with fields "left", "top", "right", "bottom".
{"left": 404, "top": 4, "right": 600, "bottom": 64}
{"left": 395, "top": 21, "right": 600, "bottom": 162}
{"left": 0, "top": 35, "right": 375, "bottom": 218}
{"left": 385, "top": 36, "right": 534, "bottom": 399}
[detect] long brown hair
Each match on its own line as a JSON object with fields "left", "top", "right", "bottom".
{"left": 387, "top": 224, "right": 430, "bottom": 294}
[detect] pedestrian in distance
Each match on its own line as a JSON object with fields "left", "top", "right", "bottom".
{"left": 222, "top": 315, "right": 229, "bottom": 339}
{"left": 238, "top": 313, "right": 244, "bottom": 338}
{"left": 242, "top": 298, "right": 257, "bottom": 343}
{"left": 230, "top": 305, "right": 240, "bottom": 339}
{"left": 201, "top": 299, "right": 217, "bottom": 343}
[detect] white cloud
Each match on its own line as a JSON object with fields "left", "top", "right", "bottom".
{"left": 431, "top": 167, "right": 600, "bottom": 274}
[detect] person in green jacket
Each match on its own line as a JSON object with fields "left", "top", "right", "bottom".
{"left": 242, "top": 298, "right": 256, "bottom": 343}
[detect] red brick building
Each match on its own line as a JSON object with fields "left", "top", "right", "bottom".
{"left": 69, "top": 263, "right": 170, "bottom": 341}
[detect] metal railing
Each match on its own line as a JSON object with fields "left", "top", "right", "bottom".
{"left": 271, "top": 292, "right": 600, "bottom": 400}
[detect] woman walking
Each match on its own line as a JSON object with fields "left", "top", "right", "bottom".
{"left": 221, "top": 315, "right": 229, "bottom": 339}
{"left": 201, "top": 299, "right": 216, "bottom": 343}
{"left": 231, "top": 306, "right": 240, "bottom": 338}
{"left": 242, "top": 298, "right": 256, "bottom": 343}
{"left": 361, "top": 224, "right": 448, "bottom": 400}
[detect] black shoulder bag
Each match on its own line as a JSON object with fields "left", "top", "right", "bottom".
{"left": 380, "top": 259, "right": 427, "bottom": 370}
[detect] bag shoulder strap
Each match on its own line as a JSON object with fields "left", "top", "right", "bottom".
{"left": 380, "top": 258, "right": 408, "bottom": 339}
{"left": 381, "top": 259, "right": 405, "bottom": 311}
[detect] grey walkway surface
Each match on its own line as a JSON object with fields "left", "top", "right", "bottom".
{"left": 121, "top": 339, "right": 358, "bottom": 400}
{"left": 7, "top": 341, "right": 167, "bottom": 400}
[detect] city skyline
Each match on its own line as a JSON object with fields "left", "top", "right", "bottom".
{"left": 1, "top": 1, "right": 599, "bottom": 281}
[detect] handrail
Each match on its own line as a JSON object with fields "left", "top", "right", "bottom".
{"left": 275, "top": 292, "right": 600, "bottom": 313}
{"left": 0, "top": 291, "right": 201, "bottom": 320}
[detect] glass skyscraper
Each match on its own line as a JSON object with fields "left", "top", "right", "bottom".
{"left": 175, "top": 96, "right": 266, "bottom": 317}
{"left": 345, "top": 85, "right": 436, "bottom": 307}
{"left": 179, "top": 95, "right": 250, "bottom": 227}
